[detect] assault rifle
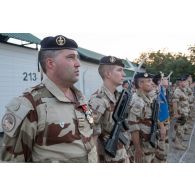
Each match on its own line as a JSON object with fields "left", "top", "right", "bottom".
{"left": 105, "top": 58, "right": 146, "bottom": 157}
{"left": 165, "top": 71, "right": 173, "bottom": 107}
{"left": 104, "top": 82, "right": 132, "bottom": 157}
{"left": 150, "top": 89, "right": 160, "bottom": 148}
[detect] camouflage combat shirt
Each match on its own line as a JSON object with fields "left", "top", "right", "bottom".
{"left": 172, "top": 87, "right": 189, "bottom": 117}
{"left": 0, "top": 76, "right": 98, "bottom": 163}
{"left": 89, "top": 85, "right": 129, "bottom": 163}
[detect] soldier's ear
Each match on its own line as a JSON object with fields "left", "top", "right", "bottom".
{"left": 46, "top": 58, "right": 55, "bottom": 70}
{"left": 104, "top": 69, "right": 112, "bottom": 79}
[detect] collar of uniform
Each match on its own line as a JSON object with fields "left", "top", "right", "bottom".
{"left": 101, "top": 85, "right": 118, "bottom": 103}
{"left": 42, "top": 75, "right": 84, "bottom": 104}
{"left": 42, "top": 76, "right": 70, "bottom": 102}
{"left": 136, "top": 89, "right": 152, "bottom": 104}
{"left": 71, "top": 86, "right": 87, "bottom": 107}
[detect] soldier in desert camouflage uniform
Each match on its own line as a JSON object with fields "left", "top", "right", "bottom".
{"left": 184, "top": 74, "right": 194, "bottom": 135}
{"left": 0, "top": 35, "right": 98, "bottom": 162}
{"left": 127, "top": 72, "right": 155, "bottom": 163}
{"left": 89, "top": 56, "right": 129, "bottom": 163}
{"left": 172, "top": 76, "right": 189, "bottom": 150}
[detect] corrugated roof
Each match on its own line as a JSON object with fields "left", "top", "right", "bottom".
{"left": 0, "top": 33, "right": 139, "bottom": 71}
{"left": 0, "top": 33, "right": 41, "bottom": 44}
{"left": 78, "top": 47, "right": 104, "bottom": 63}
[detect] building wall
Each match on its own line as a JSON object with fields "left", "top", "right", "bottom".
{"left": 0, "top": 43, "right": 41, "bottom": 130}
{"left": 0, "top": 44, "right": 102, "bottom": 131}
{"left": 75, "top": 60, "right": 102, "bottom": 100}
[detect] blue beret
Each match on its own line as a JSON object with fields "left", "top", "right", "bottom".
{"left": 99, "top": 56, "right": 124, "bottom": 67}
{"left": 134, "top": 72, "right": 153, "bottom": 80}
{"left": 40, "top": 35, "right": 78, "bottom": 50}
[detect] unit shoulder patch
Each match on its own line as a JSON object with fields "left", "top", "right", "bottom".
{"left": 1, "top": 113, "right": 16, "bottom": 132}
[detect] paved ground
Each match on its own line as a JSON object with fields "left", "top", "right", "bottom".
{"left": 167, "top": 105, "right": 195, "bottom": 163}
{"left": 167, "top": 122, "right": 195, "bottom": 163}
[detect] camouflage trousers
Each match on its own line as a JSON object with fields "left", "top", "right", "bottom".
{"left": 154, "top": 122, "right": 170, "bottom": 163}
{"left": 97, "top": 138, "right": 129, "bottom": 163}
{"left": 129, "top": 139, "right": 155, "bottom": 163}
{"left": 174, "top": 119, "right": 186, "bottom": 144}
{"left": 153, "top": 138, "right": 169, "bottom": 163}
{"left": 184, "top": 109, "right": 194, "bottom": 134}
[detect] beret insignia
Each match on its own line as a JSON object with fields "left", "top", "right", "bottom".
{"left": 109, "top": 56, "right": 116, "bottom": 63}
{"left": 56, "top": 35, "right": 66, "bottom": 46}
{"left": 144, "top": 73, "right": 148, "bottom": 77}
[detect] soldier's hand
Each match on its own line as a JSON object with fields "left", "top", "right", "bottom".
{"left": 173, "top": 113, "right": 180, "bottom": 119}
{"left": 134, "top": 147, "right": 144, "bottom": 163}
{"left": 160, "top": 125, "right": 166, "bottom": 141}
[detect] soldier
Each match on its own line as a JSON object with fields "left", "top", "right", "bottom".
{"left": 127, "top": 72, "right": 155, "bottom": 163}
{"left": 184, "top": 74, "right": 194, "bottom": 135}
{"left": 122, "top": 80, "right": 130, "bottom": 89}
{"left": 89, "top": 56, "right": 129, "bottom": 163}
{"left": 172, "top": 76, "right": 189, "bottom": 150}
{"left": 151, "top": 73, "right": 170, "bottom": 163}
{"left": 0, "top": 35, "right": 98, "bottom": 162}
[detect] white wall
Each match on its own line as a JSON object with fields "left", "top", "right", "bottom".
{"left": 75, "top": 60, "right": 102, "bottom": 100}
{"left": 0, "top": 44, "right": 102, "bottom": 131}
{"left": 0, "top": 43, "right": 41, "bottom": 130}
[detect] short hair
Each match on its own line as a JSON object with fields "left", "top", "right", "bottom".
{"left": 134, "top": 78, "right": 144, "bottom": 89}
{"left": 38, "top": 50, "right": 62, "bottom": 73}
{"left": 98, "top": 64, "right": 114, "bottom": 79}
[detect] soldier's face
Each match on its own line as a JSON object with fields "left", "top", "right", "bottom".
{"left": 109, "top": 65, "right": 126, "bottom": 86}
{"left": 141, "top": 78, "right": 153, "bottom": 92}
{"left": 181, "top": 80, "right": 187, "bottom": 88}
{"left": 52, "top": 49, "right": 81, "bottom": 84}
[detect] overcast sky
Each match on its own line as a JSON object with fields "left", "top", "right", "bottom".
{"left": 2, "top": 0, "right": 195, "bottom": 61}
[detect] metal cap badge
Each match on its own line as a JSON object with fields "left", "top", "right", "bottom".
{"left": 56, "top": 35, "right": 66, "bottom": 46}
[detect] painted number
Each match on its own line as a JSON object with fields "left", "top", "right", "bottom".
{"left": 23, "top": 72, "right": 37, "bottom": 81}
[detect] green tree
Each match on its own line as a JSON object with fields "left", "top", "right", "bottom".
{"left": 135, "top": 50, "right": 195, "bottom": 83}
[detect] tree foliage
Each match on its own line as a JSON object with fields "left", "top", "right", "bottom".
{"left": 135, "top": 49, "right": 195, "bottom": 83}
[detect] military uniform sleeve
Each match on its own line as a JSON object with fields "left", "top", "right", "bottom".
{"left": 89, "top": 96, "right": 106, "bottom": 135}
{"left": 127, "top": 98, "right": 144, "bottom": 133}
{"left": 0, "top": 96, "right": 35, "bottom": 162}
{"left": 172, "top": 89, "right": 180, "bottom": 103}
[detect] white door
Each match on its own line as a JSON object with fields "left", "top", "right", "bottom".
{"left": 0, "top": 43, "right": 41, "bottom": 131}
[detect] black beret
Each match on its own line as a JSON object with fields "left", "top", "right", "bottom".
{"left": 153, "top": 72, "right": 164, "bottom": 85}
{"left": 99, "top": 56, "right": 124, "bottom": 67}
{"left": 184, "top": 74, "right": 191, "bottom": 78}
{"left": 134, "top": 72, "right": 153, "bottom": 80}
{"left": 177, "top": 76, "right": 187, "bottom": 81}
{"left": 40, "top": 35, "right": 78, "bottom": 50}
{"left": 123, "top": 80, "right": 129, "bottom": 85}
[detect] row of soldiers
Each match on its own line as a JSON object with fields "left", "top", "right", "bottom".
{"left": 0, "top": 34, "right": 194, "bottom": 163}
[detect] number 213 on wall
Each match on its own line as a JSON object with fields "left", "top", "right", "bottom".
{"left": 23, "top": 72, "right": 37, "bottom": 81}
